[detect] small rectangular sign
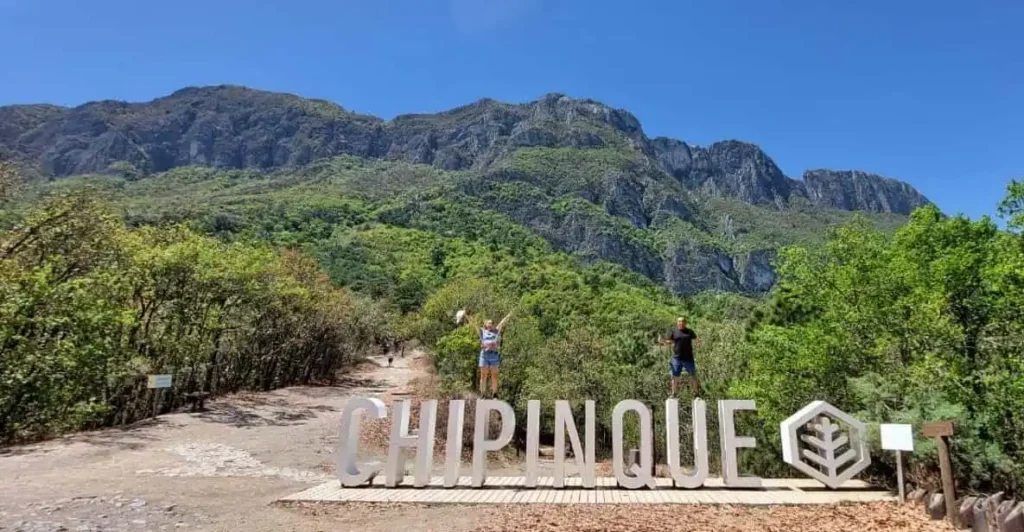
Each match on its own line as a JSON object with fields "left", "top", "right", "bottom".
{"left": 881, "top": 423, "right": 914, "bottom": 451}
{"left": 921, "top": 420, "right": 954, "bottom": 438}
{"left": 147, "top": 374, "right": 173, "bottom": 389}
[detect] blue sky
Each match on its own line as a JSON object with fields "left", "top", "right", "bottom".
{"left": 1, "top": 0, "right": 1021, "bottom": 219}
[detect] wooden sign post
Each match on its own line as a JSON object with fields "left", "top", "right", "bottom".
{"left": 922, "top": 420, "right": 957, "bottom": 527}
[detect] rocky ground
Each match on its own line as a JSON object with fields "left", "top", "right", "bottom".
{"left": 1, "top": 351, "right": 953, "bottom": 531}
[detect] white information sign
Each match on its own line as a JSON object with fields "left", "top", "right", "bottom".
{"left": 880, "top": 423, "right": 914, "bottom": 451}
{"left": 147, "top": 374, "right": 173, "bottom": 389}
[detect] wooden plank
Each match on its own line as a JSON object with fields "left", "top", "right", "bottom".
{"left": 922, "top": 420, "right": 954, "bottom": 437}
{"left": 279, "top": 478, "right": 897, "bottom": 505}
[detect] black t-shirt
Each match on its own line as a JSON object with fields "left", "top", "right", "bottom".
{"left": 669, "top": 328, "right": 697, "bottom": 361}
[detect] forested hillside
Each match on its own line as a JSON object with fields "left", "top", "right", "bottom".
{"left": 2, "top": 87, "right": 1022, "bottom": 496}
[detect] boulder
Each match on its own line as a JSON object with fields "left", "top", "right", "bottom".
{"left": 908, "top": 488, "right": 928, "bottom": 504}
{"left": 973, "top": 494, "right": 1005, "bottom": 532}
{"left": 997, "top": 500, "right": 1018, "bottom": 532}
{"left": 928, "top": 493, "right": 947, "bottom": 520}
{"left": 958, "top": 496, "right": 979, "bottom": 528}
{"left": 1001, "top": 502, "right": 1024, "bottom": 532}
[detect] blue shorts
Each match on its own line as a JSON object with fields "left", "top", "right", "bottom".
{"left": 670, "top": 358, "right": 696, "bottom": 377}
{"left": 479, "top": 350, "right": 501, "bottom": 367}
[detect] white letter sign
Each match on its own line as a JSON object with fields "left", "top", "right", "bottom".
{"left": 443, "top": 399, "right": 466, "bottom": 488}
{"left": 385, "top": 399, "right": 437, "bottom": 487}
{"left": 471, "top": 399, "right": 515, "bottom": 487}
{"left": 666, "top": 398, "right": 709, "bottom": 489}
{"left": 337, "top": 397, "right": 387, "bottom": 487}
{"left": 718, "top": 399, "right": 762, "bottom": 488}
{"left": 554, "top": 400, "right": 596, "bottom": 488}
{"left": 524, "top": 400, "right": 541, "bottom": 487}
{"left": 335, "top": 397, "right": 880, "bottom": 493}
{"left": 611, "top": 400, "right": 655, "bottom": 489}
{"left": 780, "top": 401, "right": 871, "bottom": 489}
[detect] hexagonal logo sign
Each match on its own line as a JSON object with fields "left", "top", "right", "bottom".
{"left": 780, "top": 401, "right": 871, "bottom": 489}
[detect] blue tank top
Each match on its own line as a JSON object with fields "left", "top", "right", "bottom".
{"left": 480, "top": 328, "right": 500, "bottom": 352}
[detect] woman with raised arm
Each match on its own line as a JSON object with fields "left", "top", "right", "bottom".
{"left": 460, "top": 309, "right": 513, "bottom": 397}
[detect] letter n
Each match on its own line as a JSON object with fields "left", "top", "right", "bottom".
{"left": 554, "top": 400, "right": 596, "bottom": 488}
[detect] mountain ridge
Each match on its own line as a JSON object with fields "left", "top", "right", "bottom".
{"left": 0, "top": 85, "right": 930, "bottom": 296}
{"left": 0, "top": 84, "right": 930, "bottom": 216}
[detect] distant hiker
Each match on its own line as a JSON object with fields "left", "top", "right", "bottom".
{"left": 662, "top": 317, "right": 700, "bottom": 397}
{"left": 388, "top": 355, "right": 393, "bottom": 367}
{"left": 461, "top": 309, "right": 513, "bottom": 397}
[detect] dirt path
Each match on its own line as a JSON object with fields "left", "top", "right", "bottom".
{"left": 0, "top": 351, "right": 436, "bottom": 532}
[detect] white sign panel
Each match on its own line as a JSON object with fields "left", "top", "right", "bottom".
{"left": 147, "top": 374, "right": 173, "bottom": 389}
{"left": 880, "top": 423, "right": 914, "bottom": 451}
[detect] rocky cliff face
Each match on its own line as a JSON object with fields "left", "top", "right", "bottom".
{"left": 799, "top": 169, "right": 930, "bottom": 214}
{"left": 650, "top": 138, "right": 795, "bottom": 208}
{"left": 647, "top": 137, "right": 929, "bottom": 215}
{"left": 1, "top": 88, "right": 651, "bottom": 176}
{"left": 0, "top": 104, "right": 66, "bottom": 162}
{"left": 377, "top": 93, "right": 642, "bottom": 170}
{"left": 0, "top": 85, "right": 928, "bottom": 216}
{"left": 0, "top": 85, "right": 933, "bottom": 296}
{"left": 8, "top": 87, "right": 387, "bottom": 176}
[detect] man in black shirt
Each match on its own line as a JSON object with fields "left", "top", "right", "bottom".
{"left": 662, "top": 317, "right": 700, "bottom": 397}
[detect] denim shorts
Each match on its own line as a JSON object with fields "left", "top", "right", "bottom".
{"left": 479, "top": 350, "right": 501, "bottom": 367}
{"left": 670, "top": 358, "right": 696, "bottom": 377}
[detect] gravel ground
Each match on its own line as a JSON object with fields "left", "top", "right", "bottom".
{"left": 279, "top": 502, "right": 955, "bottom": 532}
{"left": 0, "top": 494, "right": 212, "bottom": 531}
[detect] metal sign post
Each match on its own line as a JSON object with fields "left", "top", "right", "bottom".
{"left": 880, "top": 424, "right": 914, "bottom": 503}
{"left": 147, "top": 374, "right": 173, "bottom": 418}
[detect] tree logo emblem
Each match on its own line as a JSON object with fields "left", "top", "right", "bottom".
{"left": 780, "top": 401, "right": 871, "bottom": 489}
